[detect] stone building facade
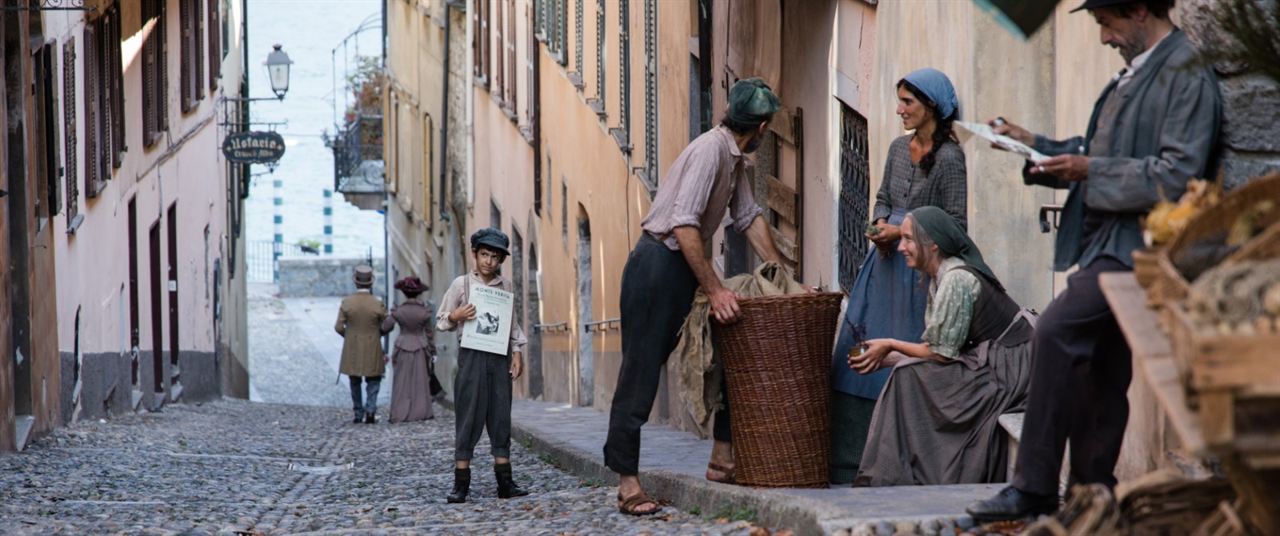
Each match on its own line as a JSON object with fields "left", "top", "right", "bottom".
{"left": 383, "top": 0, "right": 1280, "bottom": 476}
{"left": 1, "top": 0, "right": 250, "bottom": 452}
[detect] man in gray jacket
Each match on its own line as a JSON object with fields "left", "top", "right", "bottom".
{"left": 968, "top": 0, "right": 1221, "bottom": 521}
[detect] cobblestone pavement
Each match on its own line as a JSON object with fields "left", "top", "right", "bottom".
{"left": 0, "top": 399, "right": 766, "bottom": 535}
{"left": 248, "top": 283, "right": 387, "bottom": 409}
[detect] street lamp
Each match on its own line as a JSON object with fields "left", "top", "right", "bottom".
{"left": 265, "top": 44, "right": 293, "bottom": 100}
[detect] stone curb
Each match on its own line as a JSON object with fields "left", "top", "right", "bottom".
{"left": 509, "top": 419, "right": 840, "bottom": 535}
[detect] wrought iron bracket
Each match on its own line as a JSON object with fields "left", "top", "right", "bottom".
{"left": 2, "top": 0, "right": 89, "bottom": 11}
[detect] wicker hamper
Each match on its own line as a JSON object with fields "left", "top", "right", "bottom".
{"left": 711, "top": 292, "right": 843, "bottom": 488}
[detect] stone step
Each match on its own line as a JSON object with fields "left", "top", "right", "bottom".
{"left": 998, "top": 412, "right": 1070, "bottom": 496}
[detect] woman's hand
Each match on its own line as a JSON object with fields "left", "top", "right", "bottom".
{"left": 448, "top": 303, "right": 477, "bottom": 323}
{"left": 848, "top": 339, "right": 895, "bottom": 374}
{"left": 869, "top": 222, "right": 901, "bottom": 256}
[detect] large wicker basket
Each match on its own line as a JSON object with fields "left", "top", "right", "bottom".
{"left": 711, "top": 292, "right": 842, "bottom": 488}
{"left": 1151, "top": 173, "right": 1280, "bottom": 308}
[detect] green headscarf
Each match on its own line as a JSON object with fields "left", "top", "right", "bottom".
{"left": 726, "top": 78, "right": 781, "bottom": 128}
{"left": 908, "top": 206, "right": 1004, "bottom": 292}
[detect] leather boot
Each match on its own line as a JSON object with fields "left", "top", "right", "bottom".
{"left": 966, "top": 486, "right": 1058, "bottom": 522}
{"left": 495, "top": 463, "right": 529, "bottom": 499}
{"left": 446, "top": 468, "right": 470, "bottom": 503}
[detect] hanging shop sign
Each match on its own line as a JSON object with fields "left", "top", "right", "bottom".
{"left": 222, "top": 131, "right": 286, "bottom": 164}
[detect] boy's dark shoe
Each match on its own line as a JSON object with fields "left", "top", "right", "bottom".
{"left": 364, "top": 413, "right": 377, "bottom": 424}
{"left": 447, "top": 468, "right": 471, "bottom": 503}
{"left": 966, "top": 486, "right": 1057, "bottom": 522}
{"left": 495, "top": 463, "right": 530, "bottom": 499}
{"left": 352, "top": 410, "right": 364, "bottom": 424}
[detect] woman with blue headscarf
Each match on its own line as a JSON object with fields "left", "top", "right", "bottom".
{"left": 829, "top": 68, "right": 968, "bottom": 484}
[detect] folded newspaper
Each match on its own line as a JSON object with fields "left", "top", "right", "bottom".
{"left": 956, "top": 121, "right": 1050, "bottom": 163}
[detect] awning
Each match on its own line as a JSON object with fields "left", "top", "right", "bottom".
{"left": 972, "top": 0, "right": 1062, "bottom": 39}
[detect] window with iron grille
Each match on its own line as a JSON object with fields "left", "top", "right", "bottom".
{"left": 594, "top": 0, "right": 604, "bottom": 102}
{"left": 616, "top": 0, "right": 630, "bottom": 152}
{"left": 180, "top": 0, "right": 205, "bottom": 112}
{"left": 643, "top": 0, "right": 656, "bottom": 190}
{"left": 83, "top": 3, "right": 124, "bottom": 196}
{"left": 554, "top": 0, "right": 566, "bottom": 64}
{"left": 574, "top": 0, "right": 583, "bottom": 74}
{"left": 538, "top": 0, "right": 565, "bottom": 63}
{"left": 535, "top": 0, "right": 544, "bottom": 37}
{"left": 208, "top": 0, "right": 220, "bottom": 91}
{"left": 142, "top": 0, "right": 169, "bottom": 147}
{"left": 63, "top": 38, "right": 78, "bottom": 223}
{"left": 838, "top": 104, "right": 871, "bottom": 294}
{"left": 473, "top": 0, "right": 490, "bottom": 86}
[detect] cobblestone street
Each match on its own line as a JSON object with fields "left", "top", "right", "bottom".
{"left": 0, "top": 399, "right": 763, "bottom": 535}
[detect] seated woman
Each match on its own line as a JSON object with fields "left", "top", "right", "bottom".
{"left": 849, "top": 206, "right": 1034, "bottom": 486}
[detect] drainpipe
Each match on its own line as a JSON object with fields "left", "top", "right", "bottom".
{"left": 439, "top": 2, "right": 452, "bottom": 219}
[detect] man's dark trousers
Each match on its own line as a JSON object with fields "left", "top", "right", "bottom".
{"left": 1013, "top": 257, "right": 1133, "bottom": 496}
{"left": 604, "top": 234, "right": 731, "bottom": 476}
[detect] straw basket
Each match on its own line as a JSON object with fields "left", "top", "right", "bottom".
{"left": 711, "top": 292, "right": 842, "bottom": 488}
{"left": 1152, "top": 173, "right": 1280, "bottom": 308}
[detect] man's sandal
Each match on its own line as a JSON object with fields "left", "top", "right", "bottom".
{"left": 706, "top": 462, "right": 736, "bottom": 484}
{"left": 617, "top": 492, "right": 662, "bottom": 516}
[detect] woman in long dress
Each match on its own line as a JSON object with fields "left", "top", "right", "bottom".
{"left": 383, "top": 276, "right": 436, "bottom": 423}
{"left": 830, "top": 68, "right": 968, "bottom": 484}
{"left": 849, "top": 206, "right": 1034, "bottom": 486}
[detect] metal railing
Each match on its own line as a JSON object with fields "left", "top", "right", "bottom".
{"left": 247, "top": 240, "right": 310, "bottom": 283}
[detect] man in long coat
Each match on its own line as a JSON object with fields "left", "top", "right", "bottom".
{"left": 336, "top": 265, "right": 389, "bottom": 424}
{"left": 968, "top": 0, "right": 1222, "bottom": 520}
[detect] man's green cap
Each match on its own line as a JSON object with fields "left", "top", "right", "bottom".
{"left": 727, "top": 78, "right": 781, "bottom": 126}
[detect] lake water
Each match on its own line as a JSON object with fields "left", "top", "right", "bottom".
{"left": 244, "top": 0, "right": 385, "bottom": 261}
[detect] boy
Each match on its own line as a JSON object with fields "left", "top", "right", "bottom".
{"left": 335, "top": 264, "right": 389, "bottom": 424}
{"left": 436, "top": 228, "right": 529, "bottom": 503}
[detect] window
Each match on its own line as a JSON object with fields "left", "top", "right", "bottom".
{"left": 643, "top": 0, "right": 657, "bottom": 188}
{"left": 837, "top": 105, "right": 871, "bottom": 294}
{"left": 614, "top": 0, "right": 630, "bottom": 152}
{"left": 535, "top": 0, "right": 565, "bottom": 61}
{"left": 34, "top": 43, "right": 61, "bottom": 225}
{"left": 142, "top": 0, "right": 169, "bottom": 147}
{"left": 595, "top": 0, "right": 605, "bottom": 102}
{"left": 574, "top": 0, "right": 583, "bottom": 74}
{"left": 83, "top": 3, "right": 124, "bottom": 196}
{"left": 180, "top": 0, "right": 205, "bottom": 112}
{"left": 495, "top": 0, "right": 504, "bottom": 97}
{"left": 63, "top": 38, "right": 78, "bottom": 224}
{"left": 526, "top": 0, "right": 537, "bottom": 128}
{"left": 473, "top": 0, "right": 489, "bottom": 86}
{"left": 220, "top": 0, "right": 231, "bottom": 62}
{"left": 490, "top": 198, "right": 503, "bottom": 229}
{"left": 208, "top": 0, "right": 221, "bottom": 91}
{"left": 561, "top": 178, "right": 568, "bottom": 246}
{"left": 508, "top": 0, "right": 518, "bottom": 109}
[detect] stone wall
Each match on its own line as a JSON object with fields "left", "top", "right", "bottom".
{"left": 1182, "top": 0, "right": 1280, "bottom": 188}
{"left": 278, "top": 257, "right": 387, "bottom": 298}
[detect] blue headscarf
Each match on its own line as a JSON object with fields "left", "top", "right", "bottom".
{"left": 900, "top": 68, "right": 959, "bottom": 121}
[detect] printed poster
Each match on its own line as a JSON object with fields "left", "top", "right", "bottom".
{"left": 461, "top": 283, "right": 514, "bottom": 355}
